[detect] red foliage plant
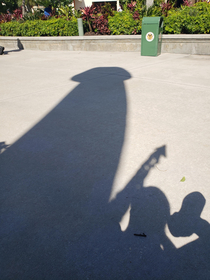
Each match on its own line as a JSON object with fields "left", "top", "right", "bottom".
{"left": 0, "top": 13, "right": 12, "bottom": 23}
{"left": 81, "top": 5, "right": 96, "bottom": 32}
{"left": 160, "top": 1, "right": 173, "bottom": 16}
{"left": 0, "top": 8, "right": 22, "bottom": 23}
{"left": 81, "top": 4, "right": 112, "bottom": 34}
{"left": 133, "top": 10, "right": 140, "bottom": 20}
{"left": 183, "top": 0, "right": 192, "bottom": 6}
{"left": 92, "top": 15, "right": 111, "bottom": 34}
{"left": 12, "top": 9, "right": 22, "bottom": 20}
{"left": 127, "top": 1, "right": 137, "bottom": 11}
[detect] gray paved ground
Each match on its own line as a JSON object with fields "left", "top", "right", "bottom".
{"left": 1, "top": 49, "right": 210, "bottom": 279}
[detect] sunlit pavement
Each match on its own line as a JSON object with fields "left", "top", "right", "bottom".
{"left": 1, "top": 50, "right": 210, "bottom": 279}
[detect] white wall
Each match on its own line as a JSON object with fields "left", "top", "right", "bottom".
{"left": 74, "top": 0, "right": 119, "bottom": 11}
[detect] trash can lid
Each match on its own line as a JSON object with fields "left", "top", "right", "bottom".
{"left": 142, "top": 17, "right": 163, "bottom": 25}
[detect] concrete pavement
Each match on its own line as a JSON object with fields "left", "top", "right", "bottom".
{"left": 1, "top": 50, "right": 210, "bottom": 279}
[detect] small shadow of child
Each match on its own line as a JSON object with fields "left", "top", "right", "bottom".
{"left": 168, "top": 192, "right": 210, "bottom": 279}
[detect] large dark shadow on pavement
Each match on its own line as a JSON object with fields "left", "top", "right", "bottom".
{"left": 0, "top": 67, "right": 210, "bottom": 279}
{"left": 0, "top": 67, "right": 129, "bottom": 279}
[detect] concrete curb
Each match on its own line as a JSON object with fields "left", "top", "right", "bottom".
{"left": 1, "top": 34, "right": 210, "bottom": 54}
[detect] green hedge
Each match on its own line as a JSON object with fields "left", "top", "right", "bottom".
{"left": 0, "top": 17, "right": 78, "bottom": 36}
{"left": 108, "top": 11, "right": 141, "bottom": 35}
{"left": 1, "top": 2, "right": 210, "bottom": 36}
{"left": 164, "top": 2, "right": 210, "bottom": 34}
{"left": 108, "top": 2, "right": 210, "bottom": 35}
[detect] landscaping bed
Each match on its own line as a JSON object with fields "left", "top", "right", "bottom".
{"left": 0, "top": 1, "right": 210, "bottom": 36}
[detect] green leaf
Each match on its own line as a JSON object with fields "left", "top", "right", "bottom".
{"left": 180, "top": 176, "right": 186, "bottom": 182}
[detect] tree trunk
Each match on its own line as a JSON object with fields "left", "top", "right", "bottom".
{"left": 88, "top": 20, "right": 93, "bottom": 33}
{"left": 22, "top": 0, "right": 25, "bottom": 17}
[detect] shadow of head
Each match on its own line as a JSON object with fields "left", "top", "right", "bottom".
{"left": 71, "top": 67, "right": 132, "bottom": 83}
{"left": 17, "top": 38, "right": 24, "bottom": 50}
{"left": 168, "top": 192, "right": 206, "bottom": 237}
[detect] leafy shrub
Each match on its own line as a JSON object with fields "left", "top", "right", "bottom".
{"left": 125, "top": 1, "right": 142, "bottom": 21}
{"left": 12, "top": 8, "right": 23, "bottom": 20}
{"left": 163, "top": 10, "right": 183, "bottom": 33}
{"left": 92, "top": 3, "right": 113, "bottom": 34}
{"left": 0, "top": 8, "right": 22, "bottom": 23}
{"left": 108, "top": 10, "right": 141, "bottom": 34}
{"left": 81, "top": 3, "right": 113, "bottom": 34}
{"left": 0, "top": 17, "right": 78, "bottom": 36}
{"left": 133, "top": 10, "right": 140, "bottom": 20}
{"left": 81, "top": 5, "right": 95, "bottom": 32}
{"left": 23, "top": 10, "right": 44, "bottom": 21}
{"left": 182, "top": 0, "right": 192, "bottom": 7}
{"left": 100, "top": 3, "right": 114, "bottom": 18}
{"left": 92, "top": 15, "right": 110, "bottom": 34}
{"left": 164, "top": 2, "right": 210, "bottom": 34}
{"left": 0, "top": 13, "right": 12, "bottom": 23}
{"left": 57, "top": 5, "right": 74, "bottom": 19}
{"left": 125, "top": 0, "right": 165, "bottom": 18}
{"left": 125, "top": 0, "right": 163, "bottom": 21}
{"left": 160, "top": 1, "right": 174, "bottom": 17}
{"left": 127, "top": 1, "right": 137, "bottom": 12}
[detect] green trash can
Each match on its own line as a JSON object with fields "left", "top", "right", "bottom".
{"left": 141, "top": 17, "right": 163, "bottom": 56}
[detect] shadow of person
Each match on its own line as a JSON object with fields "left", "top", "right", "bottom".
{"left": 109, "top": 145, "right": 176, "bottom": 279}
{"left": 168, "top": 192, "right": 210, "bottom": 279}
{"left": 0, "top": 67, "right": 131, "bottom": 279}
{"left": 3, "top": 64, "right": 205, "bottom": 279}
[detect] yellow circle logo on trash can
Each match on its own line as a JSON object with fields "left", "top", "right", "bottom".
{"left": 146, "top": 32, "right": 154, "bottom": 42}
